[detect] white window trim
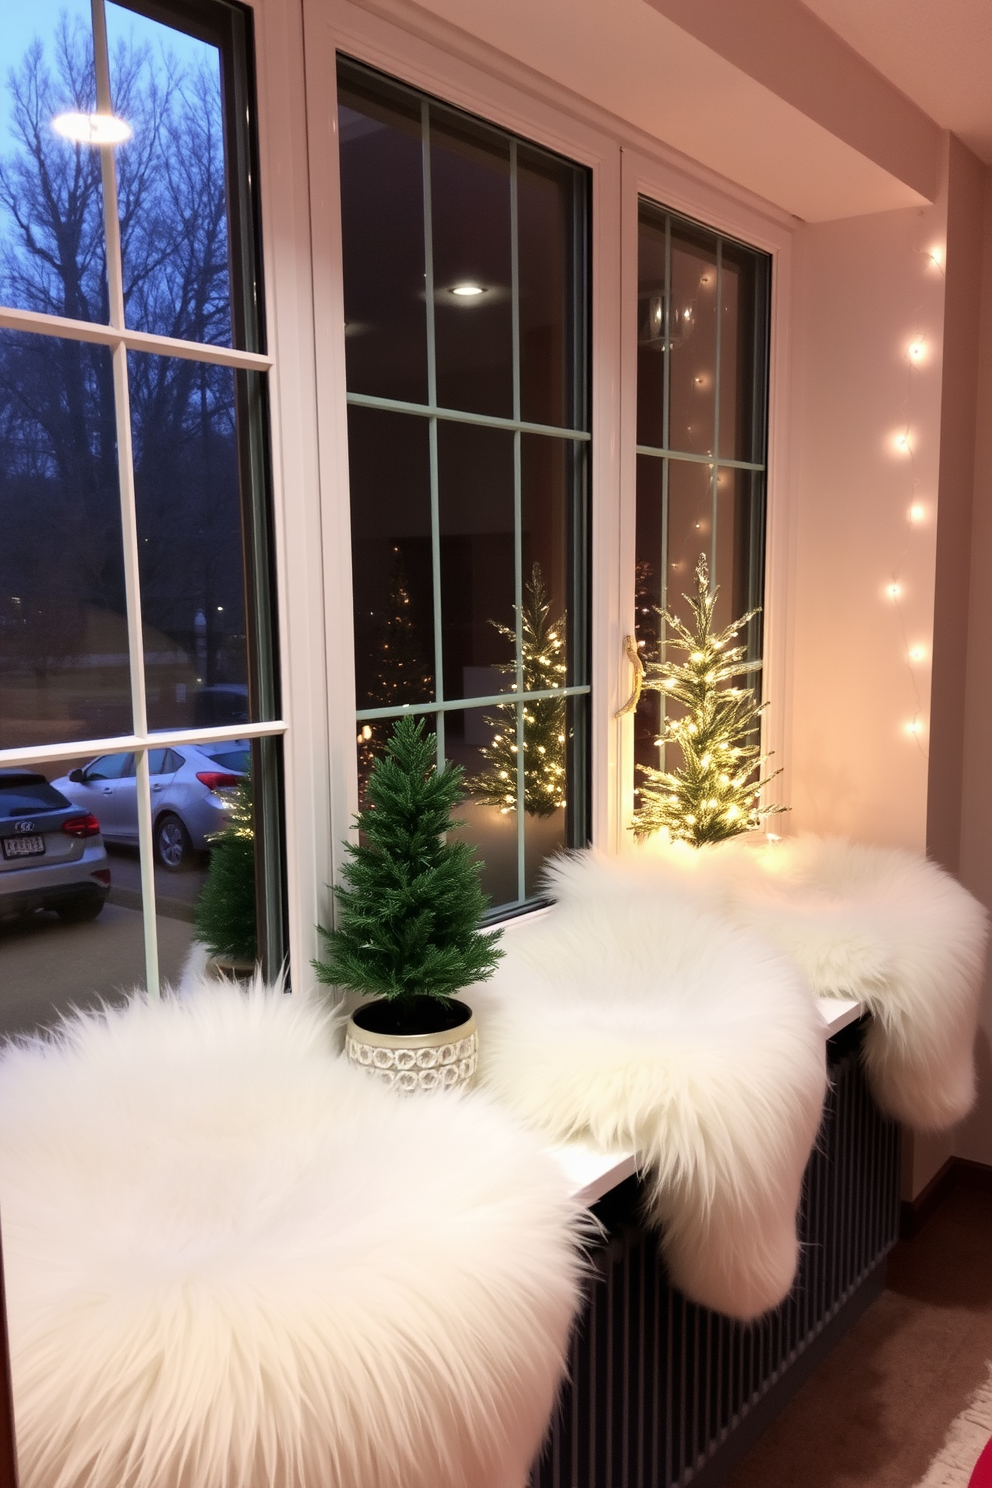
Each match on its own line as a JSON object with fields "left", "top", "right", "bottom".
{"left": 244, "top": 0, "right": 799, "bottom": 992}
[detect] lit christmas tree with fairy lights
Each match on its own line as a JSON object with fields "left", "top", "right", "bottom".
{"left": 633, "top": 554, "right": 785, "bottom": 845}
{"left": 466, "top": 565, "right": 568, "bottom": 818}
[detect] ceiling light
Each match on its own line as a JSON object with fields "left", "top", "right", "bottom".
{"left": 52, "top": 111, "right": 132, "bottom": 146}
{"left": 450, "top": 283, "right": 486, "bottom": 298}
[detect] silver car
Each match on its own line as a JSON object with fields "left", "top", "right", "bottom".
{"left": 52, "top": 743, "right": 250, "bottom": 871}
{"left": 0, "top": 770, "right": 111, "bottom": 922}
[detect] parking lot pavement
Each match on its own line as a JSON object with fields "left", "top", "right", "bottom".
{"left": 0, "top": 903, "right": 194, "bottom": 1042}
{"left": 105, "top": 846, "right": 208, "bottom": 923}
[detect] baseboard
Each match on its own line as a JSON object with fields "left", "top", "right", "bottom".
{"left": 900, "top": 1156, "right": 992, "bottom": 1240}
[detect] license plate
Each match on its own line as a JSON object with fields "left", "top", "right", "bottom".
{"left": 2, "top": 836, "right": 45, "bottom": 859}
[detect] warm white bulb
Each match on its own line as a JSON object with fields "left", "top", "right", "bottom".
{"left": 907, "top": 338, "right": 926, "bottom": 363}
{"left": 52, "top": 111, "right": 132, "bottom": 145}
{"left": 909, "top": 645, "right": 926, "bottom": 662}
{"left": 886, "top": 583, "right": 901, "bottom": 599}
{"left": 450, "top": 283, "right": 486, "bottom": 297}
{"left": 927, "top": 247, "right": 944, "bottom": 269}
{"left": 909, "top": 503, "right": 926, "bottom": 523}
{"left": 904, "top": 719, "right": 923, "bottom": 735}
{"left": 893, "top": 430, "right": 912, "bottom": 454}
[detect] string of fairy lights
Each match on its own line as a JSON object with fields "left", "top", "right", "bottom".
{"left": 884, "top": 222, "right": 945, "bottom": 762}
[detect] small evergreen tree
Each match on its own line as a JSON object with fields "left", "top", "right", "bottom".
{"left": 466, "top": 565, "right": 567, "bottom": 817}
{"left": 315, "top": 714, "right": 503, "bottom": 1003}
{"left": 193, "top": 777, "right": 257, "bottom": 962}
{"left": 633, "top": 554, "right": 785, "bottom": 845}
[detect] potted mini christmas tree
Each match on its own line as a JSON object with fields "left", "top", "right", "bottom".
{"left": 193, "top": 776, "right": 257, "bottom": 978}
{"left": 314, "top": 714, "right": 503, "bottom": 1093}
{"left": 633, "top": 554, "right": 785, "bottom": 844}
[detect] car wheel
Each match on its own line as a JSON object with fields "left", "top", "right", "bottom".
{"left": 155, "top": 813, "right": 193, "bottom": 871}
{"left": 56, "top": 895, "right": 105, "bottom": 923}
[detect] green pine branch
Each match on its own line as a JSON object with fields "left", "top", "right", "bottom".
{"left": 315, "top": 714, "right": 503, "bottom": 1003}
{"left": 633, "top": 554, "right": 786, "bottom": 845}
{"left": 193, "top": 777, "right": 257, "bottom": 961}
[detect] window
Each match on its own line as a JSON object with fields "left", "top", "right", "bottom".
{"left": 337, "top": 57, "right": 590, "bottom": 918}
{"left": 632, "top": 200, "right": 770, "bottom": 793}
{"left": 0, "top": 0, "right": 283, "bottom": 1032}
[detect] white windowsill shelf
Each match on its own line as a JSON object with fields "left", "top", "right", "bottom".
{"left": 551, "top": 995, "right": 865, "bottom": 1207}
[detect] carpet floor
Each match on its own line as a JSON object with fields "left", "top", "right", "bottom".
{"left": 721, "top": 1178, "right": 992, "bottom": 1488}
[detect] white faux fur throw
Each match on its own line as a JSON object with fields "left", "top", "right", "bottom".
{"left": 472, "top": 859, "right": 828, "bottom": 1322}
{"left": 627, "top": 834, "right": 989, "bottom": 1130}
{"left": 0, "top": 982, "right": 584, "bottom": 1488}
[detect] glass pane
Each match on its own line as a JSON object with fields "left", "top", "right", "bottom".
{"left": 186, "top": 740, "right": 256, "bottom": 966}
{"left": 665, "top": 458, "right": 713, "bottom": 629}
{"left": 517, "top": 145, "right": 585, "bottom": 431}
{"left": 0, "top": 748, "right": 146, "bottom": 1039}
{"left": 349, "top": 405, "right": 435, "bottom": 711}
{"left": 437, "top": 421, "right": 515, "bottom": 704}
{"left": 450, "top": 703, "right": 520, "bottom": 910}
{"left": 714, "top": 467, "right": 760, "bottom": 635}
{"left": 126, "top": 351, "right": 249, "bottom": 732}
{"left": 455, "top": 695, "right": 569, "bottom": 908}
{"left": 106, "top": 3, "right": 233, "bottom": 346}
{"left": 636, "top": 206, "right": 667, "bottom": 450}
{"left": 521, "top": 433, "right": 576, "bottom": 686}
{"left": 668, "top": 225, "right": 718, "bottom": 458}
{"left": 0, "top": 0, "right": 109, "bottom": 323}
{"left": 338, "top": 62, "right": 428, "bottom": 405}
{"left": 718, "top": 246, "right": 764, "bottom": 464}
{"left": 634, "top": 454, "right": 664, "bottom": 786}
{"left": 0, "top": 332, "right": 131, "bottom": 749}
{"left": 431, "top": 107, "right": 513, "bottom": 419}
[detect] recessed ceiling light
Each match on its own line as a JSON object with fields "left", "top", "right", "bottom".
{"left": 52, "top": 112, "right": 132, "bottom": 146}
{"left": 450, "top": 283, "right": 486, "bottom": 297}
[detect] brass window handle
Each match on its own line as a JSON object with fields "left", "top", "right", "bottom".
{"left": 615, "top": 635, "right": 644, "bottom": 717}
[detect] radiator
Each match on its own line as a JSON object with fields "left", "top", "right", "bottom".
{"left": 531, "top": 1018, "right": 901, "bottom": 1488}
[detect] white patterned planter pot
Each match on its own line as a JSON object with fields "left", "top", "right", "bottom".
{"left": 345, "top": 998, "right": 478, "bottom": 1093}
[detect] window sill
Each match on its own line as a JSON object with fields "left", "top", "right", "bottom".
{"left": 550, "top": 995, "right": 864, "bottom": 1207}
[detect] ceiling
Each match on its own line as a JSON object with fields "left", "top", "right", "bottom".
{"left": 387, "top": 0, "right": 991, "bottom": 220}
{"left": 801, "top": 0, "right": 992, "bottom": 166}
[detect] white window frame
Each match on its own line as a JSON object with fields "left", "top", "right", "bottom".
{"left": 265, "top": 0, "right": 800, "bottom": 984}
{"left": 0, "top": 0, "right": 287, "bottom": 996}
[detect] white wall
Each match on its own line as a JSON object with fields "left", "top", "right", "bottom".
{"left": 789, "top": 202, "right": 946, "bottom": 853}
{"left": 954, "top": 167, "right": 992, "bottom": 1170}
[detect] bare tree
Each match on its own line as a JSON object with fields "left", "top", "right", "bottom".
{"left": 0, "top": 14, "right": 245, "bottom": 704}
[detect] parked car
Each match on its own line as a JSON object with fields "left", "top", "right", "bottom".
{"left": 0, "top": 770, "right": 110, "bottom": 922}
{"left": 52, "top": 743, "right": 250, "bottom": 871}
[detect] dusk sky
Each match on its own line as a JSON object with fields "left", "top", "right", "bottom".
{"left": 0, "top": 0, "right": 215, "bottom": 162}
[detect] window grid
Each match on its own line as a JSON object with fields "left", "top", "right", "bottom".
{"left": 0, "top": 0, "right": 284, "bottom": 996}
{"left": 345, "top": 80, "right": 590, "bottom": 916}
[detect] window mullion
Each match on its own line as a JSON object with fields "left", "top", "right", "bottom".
{"left": 92, "top": 0, "right": 160, "bottom": 997}
{"left": 421, "top": 102, "right": 445, "bottom": 772}
{"left": 711, "top": 240, "right": 723, "bottom": 587}
{"left": 510, "top": 142, "right": 526, "bottom": 901}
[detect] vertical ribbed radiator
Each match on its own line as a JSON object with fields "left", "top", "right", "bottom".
{"left": 531, "top": 1019, "right": 901, "bottom": 1488}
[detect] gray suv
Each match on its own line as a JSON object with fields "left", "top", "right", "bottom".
{"left": 0, "top": 771, "right": 111, "bottom": 922}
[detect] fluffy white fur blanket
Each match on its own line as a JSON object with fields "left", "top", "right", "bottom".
{"left": 472, "top": 858, "right": 828, "bottom": 1322}
{"left": 0, "top": 981, "right": 583, "bottom": 1488}
{"left": 626, "top": 834, "right": 989, "bottom": 1131}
